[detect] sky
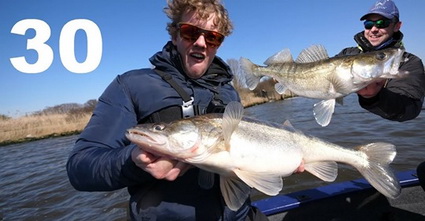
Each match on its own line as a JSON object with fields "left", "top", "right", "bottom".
{"left": 1, "top": 0, "right": 424, "bottom": 117}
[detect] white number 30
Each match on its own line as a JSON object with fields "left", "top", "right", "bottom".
{"left": 10, "top": 19, "right": 102, "bottom": 74}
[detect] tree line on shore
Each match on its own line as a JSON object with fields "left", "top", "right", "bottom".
{"left": 0, "top": 99, "right": 98, "bottom": 121}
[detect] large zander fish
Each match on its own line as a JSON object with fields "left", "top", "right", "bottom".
{"left": 240, "top": 45, "right": 408, "bottom": 126}
{"left": 126, "top": 102, "right": 401, "bottom": 211}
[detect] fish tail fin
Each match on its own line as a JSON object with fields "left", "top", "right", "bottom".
{"left": 239, "top": 57, "right": 262, "bottom": 90}
{"left": 356, "top": 142, "right": 401, "bottom": 198}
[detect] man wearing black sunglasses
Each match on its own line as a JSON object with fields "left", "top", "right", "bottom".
{"left": 336, "top": 0, "right": 425, "bottom": 122}
{"left": 337, "top": 0, "right": 425, "bottom": 196}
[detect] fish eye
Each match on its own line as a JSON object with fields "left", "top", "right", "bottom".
{"left": 153, "top": 124, "right": 165, "bottom": 131}
{"left": 376, "top": 52, "right": 387, "bottom": 60}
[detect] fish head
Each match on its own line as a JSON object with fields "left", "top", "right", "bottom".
{"left": 351, "top": 48, "right": 407, "bottom": 81}
{"left": 126, "top": 116, "right": 223, "bottom": 161}
{"left": 126, "top": 119, "right": 203, "bottom": 160}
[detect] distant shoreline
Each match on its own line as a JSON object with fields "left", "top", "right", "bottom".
{"left": 0, "top": 113, "right": 92, "bottom": 147}
{"left": 0, "top": 86, "right": 293, "bottom": 147}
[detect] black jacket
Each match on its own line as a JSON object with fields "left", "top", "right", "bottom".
{"left": 336, "top": 31, "right": 425, "bottom": 121}
{"left": 66, "top": 42, "right": 252, "bottom": 220}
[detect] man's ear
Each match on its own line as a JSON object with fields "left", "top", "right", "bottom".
{"left": 394, "top": 21, "right": 402, "bottom": 32}
{"left": 172, "top": 35, "right": 178, "bottom": 45}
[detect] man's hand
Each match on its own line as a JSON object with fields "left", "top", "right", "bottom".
{"left": 131, "top": 147, "right": 192, "bottom": 181}
{"left": 357, "top": 79, "right": 386, "bottom": 98}
{"left": 293, "top": 160, "right": 305, "bottom": 174}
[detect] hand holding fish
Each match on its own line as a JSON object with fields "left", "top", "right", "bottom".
{"left": 357, "top": 79, "right": 386, "bottom": 98}
{"left": 293, "top": 160, "right": 305, "bottom": 174}
{"left": 131, "top": 148, "right": 192, "bottom": 181}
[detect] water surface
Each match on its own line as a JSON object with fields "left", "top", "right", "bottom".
{"left": 1, "top": 94, "right": 424, "bottom": 220}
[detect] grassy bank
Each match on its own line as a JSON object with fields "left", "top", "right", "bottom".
{"left": 0, "top": 113, "right": 91, "bottom": 146}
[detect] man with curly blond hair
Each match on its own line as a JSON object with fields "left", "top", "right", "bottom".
{"left": 67, "top": 0, "right": 268, "bottom": 220}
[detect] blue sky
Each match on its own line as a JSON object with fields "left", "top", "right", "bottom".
{"left": 1, "top": 0, "right": 424, "bottom": 117}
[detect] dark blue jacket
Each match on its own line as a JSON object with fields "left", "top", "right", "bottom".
{"left": 336, "top": 31, "right": 425, "bottom": 121}
{"left": 66, "top": 42, "right": 252, "bottom": 220}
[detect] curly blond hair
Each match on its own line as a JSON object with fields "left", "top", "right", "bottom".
{"left": 164, "top": 0, "right": 233, "bottom": 38}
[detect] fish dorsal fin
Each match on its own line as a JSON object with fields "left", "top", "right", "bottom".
{"left": 220, "top": 177, "right": 252, "bottom": 211}
{"left": 222, "top": 101, "right": 244, "bottom": 148}
{"left": 282, "top": 120, "right": 304, "bottom": 135}
{"left": 234, "top": 170, "right": 283, "bottom": 196}
{"left": 304, "top": 161, "right": 338, "bottom": 182}
{"left": 313, "top": 99, "right": 336, "bottom": 127}
{"left": 283, "top": 120, "right": 296, "bottom": 132}
{"left": 296, "top": 45, "right": 329, "bottom": 63}
{"left": 264, "top": 48, "right": 293, "bottom": 65}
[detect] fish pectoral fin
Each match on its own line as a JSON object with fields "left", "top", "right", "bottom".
{"left": 327, "top": 74, "right": 351, "bottom": 94}
{"left": 274, "top": 82, "right": 288, "bottom": 95}
{"left": 313, "top": 99, "right": 336, "bottom": 127}
{"left": 220, "top": 177, "right": 251, "bottom": 211}
{"left": 222, "top": 101, "right": 244, "bottom": 150}
{"left": 245, "top": 72, "right": 262, "bottom": 90}
{"left": 234, "top": 169, "right": 282, "bottom": 196}
{"left": 198, "top": 169, "right": 215, "bottom": 190}
{"left": 304, "top": 161, "right": 338, "bottom": 182}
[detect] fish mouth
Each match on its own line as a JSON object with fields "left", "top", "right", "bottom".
{"left": 126, "top": 129, "right": 166, "bottom": 147}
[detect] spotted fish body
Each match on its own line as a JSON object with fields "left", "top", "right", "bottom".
{"left": 240, "top": 45, "right": 407, "bottom": 126}
{"left": 126, "top": 102, "right": 401, "bottom": 211}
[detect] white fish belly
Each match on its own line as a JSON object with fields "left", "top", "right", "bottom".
{"left": 229, "top": 129, "right": 303, "bottom": 176}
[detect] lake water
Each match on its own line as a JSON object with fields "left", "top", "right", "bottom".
{"left": 1, "top": 94, "right": 424, "bottom": 220}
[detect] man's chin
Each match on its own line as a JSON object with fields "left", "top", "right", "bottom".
{"left": 368, "top": 38, "right": 384, "bottom": 46}
{"left": 185, "top": 65, "right": 207, "bottom": 79}
{"left": 186, "top": 69, "right": 205, "bottom": 79}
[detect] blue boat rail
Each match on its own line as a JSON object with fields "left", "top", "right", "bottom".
{"left": 252, "top": 170, "right": 420, "bottom": 216}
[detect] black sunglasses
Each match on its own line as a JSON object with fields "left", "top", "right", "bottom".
{"left": 364, "top": 19, "right": 392, "bottom": 29}
{"left": 177, "top": 22, "right": 224, "bottom": 48}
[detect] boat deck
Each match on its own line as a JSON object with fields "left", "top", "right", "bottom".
{"left": 253, "top": 170, "right": 425, "bottom": 221}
